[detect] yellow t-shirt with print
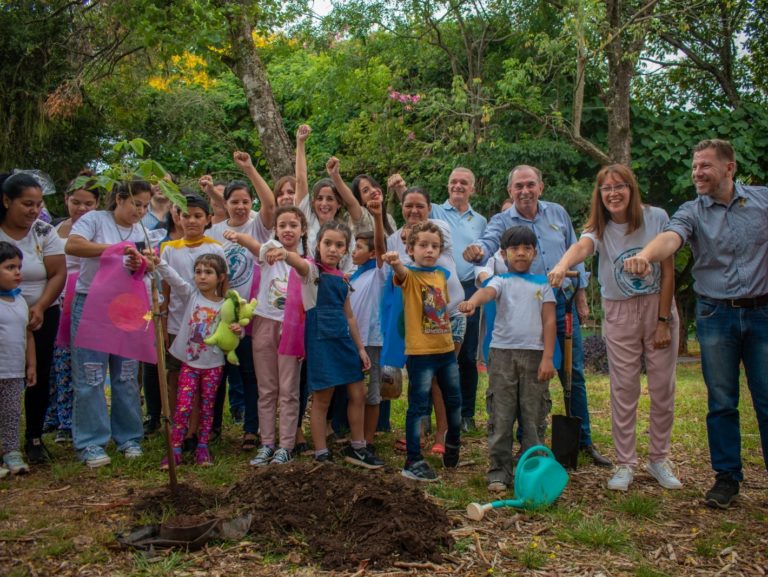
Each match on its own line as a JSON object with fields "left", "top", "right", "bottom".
{"left": 394, "top": 268, "right": 454, "bottom": 356}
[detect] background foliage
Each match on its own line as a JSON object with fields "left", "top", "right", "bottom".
{"left": 2, "top": 0, "right": 767, "bottom": 343}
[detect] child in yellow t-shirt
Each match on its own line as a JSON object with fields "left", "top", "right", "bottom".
{"left": 383, "top": 221, "right": 461, "bottom": 482}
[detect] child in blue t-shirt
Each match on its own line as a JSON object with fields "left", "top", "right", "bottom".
{"left": 458, "top": 226, "right": 556, "bottom": 493}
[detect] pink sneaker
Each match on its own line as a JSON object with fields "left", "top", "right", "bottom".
{"left": 160, "top": 451, "right": 182, "bottom": 470}
{"left": 195, "top": 446, "right": 214, "bottom": 467}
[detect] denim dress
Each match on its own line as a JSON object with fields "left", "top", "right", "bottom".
{"left": 305, "top": 272, "right": 363, "bottom": 391}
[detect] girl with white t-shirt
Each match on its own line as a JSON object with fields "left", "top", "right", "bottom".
{"left": 205, "top": 152, "right": 276, "bottom": 451}
{"left": 549, "top": 164, "right": 681, "bottom": 492}
{"left": 65, "top": 180, "right": 165, "bottom": 468}
{"left": 147, "top": 252, "right": 234, "bottom": 469}
{"left": 223, "top": 206, "right": 308, "bottom": 467}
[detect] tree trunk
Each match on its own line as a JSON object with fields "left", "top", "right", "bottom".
{"left": 225, "top": 4, "right": 295, "bottom": 180}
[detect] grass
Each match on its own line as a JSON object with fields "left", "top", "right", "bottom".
{"left": 1, "top": 346, "right": 765, "bottom": 576}
{"left": 132, "top": 551, "right": 190, "bottom": 576}
{"left": 558, "top": 514, "right": 630, "bottom": 551}
{"left": 612, "top": 494, "right": 661, "bottom": 519}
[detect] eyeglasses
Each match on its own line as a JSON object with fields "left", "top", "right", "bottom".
{"left": 599, "top": 183, "right": 628, "bottom": 193}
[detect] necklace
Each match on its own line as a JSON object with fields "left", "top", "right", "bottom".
{"left": 112, "top": 213, "right": 133, "bottom": 242}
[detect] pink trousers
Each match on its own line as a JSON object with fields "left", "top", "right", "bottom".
{"left": 252, "top": 316, "right": 301, "bottom": 450}
{"left": 603, "top": 294, "right": 679, "bottom": 465}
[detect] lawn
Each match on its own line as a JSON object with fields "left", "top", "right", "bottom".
{"left": 1, "top": 360, "right": 766, "bottom": 577}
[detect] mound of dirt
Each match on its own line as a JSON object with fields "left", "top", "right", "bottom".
{"left": 226, "top": 461, "right": 453, "bottom": 569}
{"left": 133, "top": 482, "right": 221, "bottom": 518}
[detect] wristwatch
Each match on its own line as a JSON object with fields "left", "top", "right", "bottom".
{"left": 658, "top": 315, "right": 670, "bottom": 323}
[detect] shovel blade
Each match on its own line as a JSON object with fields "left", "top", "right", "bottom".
{"left": 551, "top": 414, "right": 582, "bottom": 470}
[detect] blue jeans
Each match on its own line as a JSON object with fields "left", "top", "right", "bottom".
{"left": 696, "top": 299, "right": 768, "bottom": 481}
{"left": 70, "top": 294, "right": 143, "bottom": 452}
{"left": 405, "top": 352, "right": 462, "bottom": 462}
{"left": 555, "top": 291, "right": 593, "bottom": 447}
{"left": 458, "top": 281, "right": 481, "bottom": 418}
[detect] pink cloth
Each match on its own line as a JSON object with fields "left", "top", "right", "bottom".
{"left": 74, "top": 242, "right": 157, "bottom": 364}
{"left": 277, "top": 268, "right": 305, "bottom": 357}
{"left": 55, "top": 272, "right": 79, "bottom": 347}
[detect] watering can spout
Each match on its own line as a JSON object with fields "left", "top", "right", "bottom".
{"left": 466, "top": 445, "right": 569, "bottom": 520}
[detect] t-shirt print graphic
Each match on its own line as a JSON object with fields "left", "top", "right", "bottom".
{"left": 420, "top": 285, "right": 449, "bottom": 335}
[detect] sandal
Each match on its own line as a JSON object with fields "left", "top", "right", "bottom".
{"left": 430, "top": 442, "right": 446, "bottom": 455}
{"left": 241, "top": 433, "right": 258, "bottom": 452}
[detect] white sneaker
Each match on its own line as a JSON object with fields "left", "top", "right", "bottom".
{"left": 645, "top": 460, "right": 682, "bottom": 489}
{"left": 607, "top": 465, "right": 634, "bottom": 491}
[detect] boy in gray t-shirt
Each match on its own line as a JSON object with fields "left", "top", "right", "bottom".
{"left": 458, "top": 226, "right": 556, "bottom": 492}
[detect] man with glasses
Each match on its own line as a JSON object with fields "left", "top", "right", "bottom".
{"left": 463, "top": 165, "right": 611, "bottom": 466}
{"left": 624, "top": 139, "right": 768, "bottom": 509}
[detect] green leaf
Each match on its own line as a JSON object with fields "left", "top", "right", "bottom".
{"left": 159, "top": 179, "right": 187, "bottom": 213}
{"left": 129, "top": 138, "right": 150, "bottom": 157}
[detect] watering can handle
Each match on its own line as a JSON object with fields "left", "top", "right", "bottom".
{"left": 515, "top": 444, "right": 556, "bottom": 473}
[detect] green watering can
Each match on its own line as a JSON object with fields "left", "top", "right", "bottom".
{"left": 466, "top": 445, "right": 569, "bottom": 520}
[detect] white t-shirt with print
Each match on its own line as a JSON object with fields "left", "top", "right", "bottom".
{"left": 157, "top": 262, "right": 226, "bottom": 369}
{"left": 160, "top": 238, "right": 226, "bottom": 335}
{"left": 207, "top": 216, "right": 271, "bottom": 300}
{"left": 487, "top": 274, "right": 555, "bottom": 351}
{"left": 254, "top": 258, "right": 290, "bottom": 322}
{"left": 581, "top": 205, "right": 669, "bottom": 300}
{"left": 0, "top": 220, "right": 65, "bottom": 307}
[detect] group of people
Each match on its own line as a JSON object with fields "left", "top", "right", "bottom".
{"left": 0, "top": 135, "right": 765, "bottom": 510}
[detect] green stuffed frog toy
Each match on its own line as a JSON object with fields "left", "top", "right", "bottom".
{"left": 204, "top": 290, "right": 257, "bottom": 365}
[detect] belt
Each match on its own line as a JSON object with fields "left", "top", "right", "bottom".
{"left": 700, "top": 294, "right": 768, "bottom": 308}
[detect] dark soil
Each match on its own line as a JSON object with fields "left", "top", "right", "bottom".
{"left": 227, "top": 461, "right": 453, "bottom": 569}
{"left": 132, "top": 463, "right": 453, "bottom": 570}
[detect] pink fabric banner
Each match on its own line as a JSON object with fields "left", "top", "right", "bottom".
{"left": 74, "top": 242, "right": 157, "bottom": 364}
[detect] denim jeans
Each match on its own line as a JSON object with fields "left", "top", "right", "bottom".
{"left": 696, "top": 299, "right": 768, "bottom": 481}
{"left": 458, "top": 281, "right": 481, "bottom": 418}
{"left": 405, "top": 352, "right": 462, "bottom": 462}
{"left": 555, "top": 291, "right": 593, "bottom": 447}
{"left": 70, "top": 293, "right": 143, "bottom": 452}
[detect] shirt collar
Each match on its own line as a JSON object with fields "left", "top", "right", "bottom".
{"left": 442, "top": 199, "right": 475, "bottom": 215}
{"left": 699, "top": 182, "right": 746, "bottom": 208}
{"left": 506, "top": 200, "right": 547, "bottom": 221}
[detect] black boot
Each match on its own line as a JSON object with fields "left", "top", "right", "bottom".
{"left": 581, "top": 444, "right": 611, "bottom": 467}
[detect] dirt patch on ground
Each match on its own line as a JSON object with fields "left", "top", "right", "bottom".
{"left": 227, "top": 461, "right": 453, "bottom": 569}
{"left": 131, "top": 462, "right": 453, "bottom": 570}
